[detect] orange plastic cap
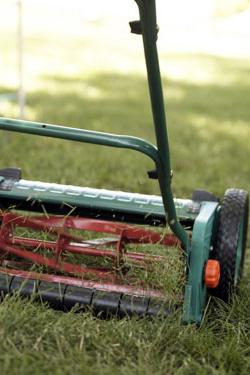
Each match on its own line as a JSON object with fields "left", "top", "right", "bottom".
{"left": 205, "top": 260, "right": 220, "bottom": 288}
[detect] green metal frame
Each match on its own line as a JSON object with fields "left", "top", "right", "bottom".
{"left": 0, "top": 0, "right": 220, "bottom": 324}
{"left": 183, "top": 202, "right": 218, "bottom": 324}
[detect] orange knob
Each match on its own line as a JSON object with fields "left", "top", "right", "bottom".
{"left": 205, "top": 260, "right": 220, "bottom": 288}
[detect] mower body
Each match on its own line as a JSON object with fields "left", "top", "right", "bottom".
{"left": 0, "top": 0, "right": 248, "bottom": 325}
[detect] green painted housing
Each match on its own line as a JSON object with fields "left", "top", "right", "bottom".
{"left": 183, "top": 202, "right": 219, "bottom": 324}
{"left": 0, "top": 177, "right": 200, "bottom": 223}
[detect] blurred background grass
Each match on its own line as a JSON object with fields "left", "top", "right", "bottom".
{"left": 0, "top": 1, "right": 250, "bottom": 373}
{"left": 0, "top": 0, "right": 249, "bottom": 197}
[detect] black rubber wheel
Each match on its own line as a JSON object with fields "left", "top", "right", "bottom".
{"left": 213, "top": 188, "right": 249, "bottom": 302}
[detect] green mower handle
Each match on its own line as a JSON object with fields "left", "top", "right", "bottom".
{"left": 0, "top": 118, "right": 159, "bottom": 164}
{"left": 133, "top": 0, "right": 189, "bottom": 249}
{"left": 0, "top": 0, "right": 190, "bottom": 250}
{"left": 0, "top": 115, "right": 188, "bottom": 248}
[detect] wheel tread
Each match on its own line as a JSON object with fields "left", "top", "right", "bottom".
{"left": 214, "top": 188, "right": 248, "bottom": 301}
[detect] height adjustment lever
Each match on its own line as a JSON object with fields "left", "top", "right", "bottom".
{"left": 147, "top": 169, "right": 158, "bottom": 179}
{"left": 129, "top": 20, "right": 142, "bottom": 35}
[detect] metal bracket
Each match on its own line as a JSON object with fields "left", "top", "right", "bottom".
{"left": 147, "top": 169, "right": 158, "bottom": 179}
{"left": 129, "top": 20, "right": 142, "bottom": 35}
{"left": 0, "top": 168, "right": 22, "bottom": 191}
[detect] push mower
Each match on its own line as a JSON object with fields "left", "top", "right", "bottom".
{"left": 0, "top": 0, "right": 248, "bottom": 324}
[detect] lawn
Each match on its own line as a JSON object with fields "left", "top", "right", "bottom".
{"left": 0, "top": 2, "right": 250, "bottom": 374}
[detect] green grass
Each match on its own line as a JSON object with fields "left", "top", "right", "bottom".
{"left": 0, "top": 291, "right": 249, "bottom": 374}
{"left": 0, "top": 6, "right": 250, "bottom": 374}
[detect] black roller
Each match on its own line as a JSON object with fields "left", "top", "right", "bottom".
{"left": 38, "top": 281, "right": 66, "bottom": 310}
{"left": 119, "top": 294, "right": 150, "bottom": 317}
{"left": 0, "top": 273, "right": 174, "bottom": 318}
{"left": 147, "top": 298, "right": 173, "bottom": 317}
{"left": 10, "top": 276, "right": 38, "bottom": 298}
{"left": 63, "top": 285, "right": 94, "bottom": 312}
{"left": 0, "top": 273, "right": 13, "bottom": 297}
{"left": 92, "top": 290, "right": 122, "bottom": 317}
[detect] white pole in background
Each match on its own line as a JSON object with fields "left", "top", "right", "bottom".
{"left": 17, "top": 0, "right": 25, "bottom": 119}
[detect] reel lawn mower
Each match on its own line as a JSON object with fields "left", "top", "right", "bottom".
{"left": 0, "top": 0, "right": 248, "bottom": 324}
